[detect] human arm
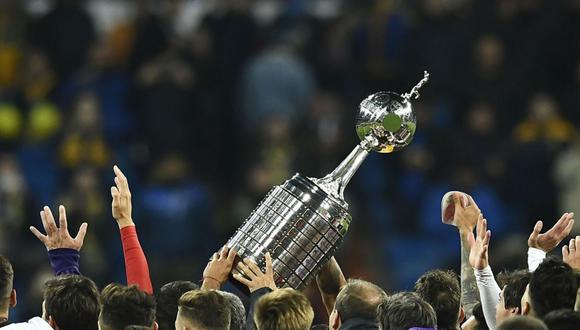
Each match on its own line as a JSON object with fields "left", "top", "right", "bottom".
{"left": 29, "top": 205, "right": 88, "bottom": 275}
{"left": 111, "top": 165, "right": 153, "bottom": 294}
{"left": 468, "top": 215, "right": 499, "bottom": 329}
{"left": 316, "top": 257, "right": 347, "bottom": 315}
{"left": 201, "top": 246, "right": 237, "bottom": 290}
{"left": 454, "top": 193, "right": 482, "bottom": 318}
{"left": 527, "top": 213, "right": 574, "bottom": 271}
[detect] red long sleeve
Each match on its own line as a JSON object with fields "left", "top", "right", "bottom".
{"left": 120, "top": 226, "right": 153, "bottom": 294}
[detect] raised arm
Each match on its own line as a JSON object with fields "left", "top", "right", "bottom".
{"left": 453, "top": 194, "right": 482, "bottom": 318}
{"left": 527, "top": 213, "right": 574, "bottom": 271}
{"left": 468, "top": 215, "right": 499, "bottom": 330}
{"left": 30, "top": 205, "right": 88, "bottom": 275}
{"left": 316, "top": 257, "right": 347, "bottom": 315}
{"left": 111, "top": 165, "right": 153, "bottom": 294}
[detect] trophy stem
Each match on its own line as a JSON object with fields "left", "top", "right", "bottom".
{"left": 313, "top": 142, "right": 371, "bottom": 203}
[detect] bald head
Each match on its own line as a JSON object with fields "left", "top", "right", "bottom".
{"left": 335, "top": 279, "right": 387, "bottom": 322}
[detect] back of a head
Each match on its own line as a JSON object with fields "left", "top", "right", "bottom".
{"left": 496, "top": 316, "right": 547, "bottom": 330}
{"left": 177, "top": 289, "right": 231, "bottom": 330}
{"left": 0, "top": 256, "right": 14, "bottom": 309}
{"left": 377, "top": 292, "right": 437, "bottom": 330}
{"left": 253, "top": 288, "right": 314, "bottom": 330}
{"left": 100, "top": 283, "right": 156, "bottom": 330}
{"left": 500, "top": 270, "right": 530, "bottom": 310}
{"left": 43, "top": 275, "right": 100, "bottom": 330}
{"left": 529, "top": 258, "right": 577, "bottom": 317}
{"left": 414, "top": 269, "right": 460, "bottom": 330}
{"left": 335, "top": 279, "right": 387, "bottom": 323}
{"left": 220, "top": 291, "right": 246, "bottom": 330}
{"left": 543, "top": 309, "right": 580, "bottom": 330}
{"left": 156, "top": 281, "right": 199, "bottom": 330}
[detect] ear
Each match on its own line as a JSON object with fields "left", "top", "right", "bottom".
{"left": 521, "top": 301, "right": 530, "bottom": 316}
{"left": 48, "top": 315, "right": 59, "bottom": 329}
{"left": 509, "top": 306, "right": 520, "bottom": 315}
{"left": 459, "top": 306, "right": 466, "bottom": 324}
{"left": 153, "top": 321, "right": 159, "bottom": 330}
{"left": 330, "top": 310, "right": 341, "bottom": 330}
{"left": 9, "top": 289, "right": 16, "bottom": 308}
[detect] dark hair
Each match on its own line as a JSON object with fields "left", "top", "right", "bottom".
{"left": 499, "top": 269, "right": 530, "bottom": 310}
{"left": 0, "top": 256, "right": 14, "bottom": 308}
{"left": 335, "top": 279, "right": 386, "bottom": 322}
{"left": 496, "top": 316, "right": 547, "bottom": 330}
{"left": 377, "top": 292, "right": 437, "bottom": 330}
{"left": 472, "top": 302, "right": 489, "bottom": 330}
{"left": 100, "top": 284, "right": 156, "bottom": 329}
{"left": 220, "top": 291, "right": 246, "bottom": 330}
{"left": 156, "top": 281, "right": 199, "bottom": 330}
{"left": 414, "top": 269, "right": 460, "bottom": 330}
{"left": 178, "top": 290, "right": 230, "bottom": 329}
{"left": 543, "top": 309, "right": 580, "bottom": 330}
{"left": 529, "top": 258, "right": 577, "bottom": 317}
{"left": 43, "top": 275, "right": 100, "bottom": 330}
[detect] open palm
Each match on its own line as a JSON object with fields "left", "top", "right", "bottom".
{"left": 29, "top": 205, "right": 88, "bottom": 251}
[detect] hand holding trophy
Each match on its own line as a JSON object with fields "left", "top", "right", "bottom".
{"left": 227, "top": 71, "right": 430, "bottom": 290}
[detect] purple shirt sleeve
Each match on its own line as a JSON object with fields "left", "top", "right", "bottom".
{"left": 48, "top": 248, "right": 81, "bottom": 275}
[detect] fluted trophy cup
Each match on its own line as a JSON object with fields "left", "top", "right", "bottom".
{"left": 226, "top": 71, "right": 430, "bottom": 290}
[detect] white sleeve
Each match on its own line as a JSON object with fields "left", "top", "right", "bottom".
{"left": 475, "top": 266, "right": 501, "bottom": 330}
{"left": 527, "top": 247, "right": 546, "bottom": 272}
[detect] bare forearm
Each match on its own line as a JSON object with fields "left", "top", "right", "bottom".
{"left": 316, "top": 257, "right": 347, "bottom": 314}
{"left": 460, "top": 231, "right": 480, "bottom": 318}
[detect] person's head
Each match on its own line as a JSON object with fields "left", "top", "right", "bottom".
{"left": 543, "top": 309, "right": 580, "bottom": 330}
{"left": 0, "top": 255, "right": 16, "bottom": 313}
{"left": 329, "top": 279, "right": 386, "bottom": 329}
{"left": 462, "top": 302, "right": 489, "bottom": 330}
{"left": 220, "top": 291, "right": 246, "bottom": 330}
{"left": 42, "top": 275, "right": 100, "bottom": 330}
{"left": 156, "top": 281, "right": 199, "bottom": 330}
{"left": 496, "top": 270, "right": 530, "bottom": 325}
{"left": 414, "top": 269, "right": 463, "bottom": 330}
{"left": 377, "top": 292, "right": 437, "bottom": 330}
{"left": 99, "top": 283, "right": 157, "bottom": 330}
{"left": 175, "top": 289, "right": 230, "bottom": 330}
{"left": 496, "top": 316, "right": 547, "bottom": 330}
{"left": 253, "top": 288, "right": 314, "bottom": 330}
{"left": 523, "top": 258, "right": 578, "bottom": 318}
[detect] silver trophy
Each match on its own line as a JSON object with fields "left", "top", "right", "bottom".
{"left": 227, "top": 71, "right": 430, "bottom": 290}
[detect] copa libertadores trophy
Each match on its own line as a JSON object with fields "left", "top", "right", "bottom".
{"left": 226, "top": 71, "right": 430, "bottom": 290}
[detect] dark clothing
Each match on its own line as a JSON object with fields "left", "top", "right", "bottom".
{"left": 339, "top": 318, "right": 379, "bottom": 330}
{"left": 245, "top": 287, "right": 273, "bottom": 330}
{"left": 47, "top": 248, "right": 80, "bottom": 275}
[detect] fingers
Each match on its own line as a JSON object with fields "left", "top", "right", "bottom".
{"left": 476, "top": 215, "right": 485, "bottom": 238}
{"left": 233, "top": 273, "right": 251, "bottom": 286}
{"left": 227, "top": 248, "right": 237, "bottom": 262}
{"left": 483, "top": 230, "right": 491, "bottom": 247}
{"left": 453, "top": 193, "right": 463, "bottom": 208}
{"left": 29, "top": 226, "right": 47, "bottom": 244}
{"left": 245, "top": 258, "right": 263, "bottom": 276}
{"left": 576, "top": 236, "right": 580, "bottom": 251}
{"left": 43, "top": 206, "right": 58, "bottom": 234}
{"left": 570, "top": 238, "right": 576, "bottom": 253}
{"left": 219, "top": 246, "right": 229, "bottom": 260}
{"left": 113, "top": 165, "right": 131, "bottom": 194}
{"left": 563, "top": 245, "right": 570, "bottom": 259}
{"left": 529, "top": 220, "right": 543, "bottom": 241}
{"left": 237, "top": 259, "right": 257, "bottom": 278}
{"left": 211, "top": 252, "right": 219, "bottom": 262}
{"left": 265, "top": 252, "right": 273, "bottom": 275}
{"left": 564, "top": 219, "right": 575, "bottom": 236}
{"left": 40, "top": 210, "right": 49, "bottom": 233}
{"left": 74, "top": 223, "right": 88, "bottom": 247}
{"left": 466, "top": 195, "right": 479, "bottom": 209}
{"left": 58, "top": 205, "right": 68, "bottom": 232}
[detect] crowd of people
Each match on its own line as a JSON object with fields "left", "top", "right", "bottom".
{"left": 1, "top": 0, "right": 580, "bottom": 328}
{"left": 1, "top": 169, "right": 579, "bottom": 329}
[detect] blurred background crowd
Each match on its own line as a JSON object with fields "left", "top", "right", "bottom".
{"left": 0, "top": 0, "right": 580, "bottom": 323}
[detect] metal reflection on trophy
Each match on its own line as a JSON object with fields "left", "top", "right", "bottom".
{"left": 226, "top": 71, "right": 430, "bottom": 290}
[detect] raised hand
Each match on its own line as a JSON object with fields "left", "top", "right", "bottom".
{"left": 202, "top": 246, "right": 237, "bottom": 290}
{"left": 528, "top": 212, "right": 574, "bottom": 253}
{"left": 468, "top": 215, "right": 491, "bottom": 270}
{"left": 562, "top": 236, "right": 580, "bottom": 270}
{"left": 454, "top": 194, "right": 481, "bottom": 234}
{"left": 111, "top": 165, "right": 134, "bottom": 228}
{"left": 30, "top": 205, "right": 88, "bottom": 251}
{"left": 233, "top": 252, "right": 277, "bottom": 293}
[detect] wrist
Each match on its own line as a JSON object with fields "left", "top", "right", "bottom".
{"left": 117, "top": 219, "right": 135, "bottom": 229}
{"left": 202, "top": 276, "right": 222, "bottom": 289}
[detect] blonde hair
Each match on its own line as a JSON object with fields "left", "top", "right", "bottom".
{"left": 253, "top": 288, "right": 314, "bottom": 330}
